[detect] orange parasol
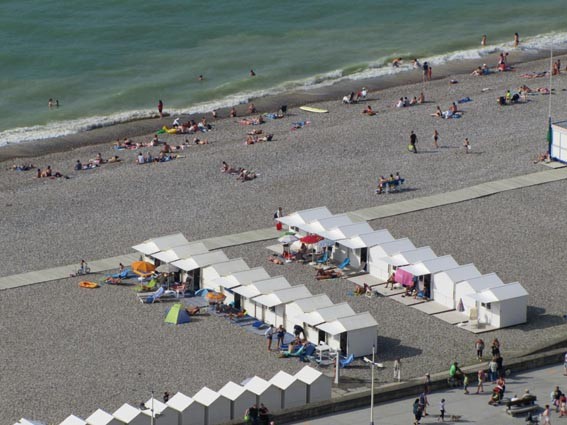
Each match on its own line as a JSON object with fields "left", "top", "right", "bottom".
{"left": 131, "top": 261, "right": 156, "bottom": 273}
{"left": 206, "top": 292, "right": 226, "bottom": 303}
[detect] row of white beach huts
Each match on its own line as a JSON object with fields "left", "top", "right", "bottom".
{"left": 18, "top": 366, "right": 331, "bottom": 425}
{"left": 132, "top": 232, "right": 379, "bottom": 358}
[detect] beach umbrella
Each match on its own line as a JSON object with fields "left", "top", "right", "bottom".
{"left": 300, "top": 234, "right": 324, "bottom": 244}
{"left": 278, "top": 234, "right": 298, "bottom": 244}
{"left": 457, "top": 298, "right": 465, "bottom": 312}
{"left": 206, "top": 292, "right": 226, "bottom": 303}
{"left": 131, "top": 261, "right": 156, "bottom": 273}
{"left": 156, "top": 263, "right": 179, "bottom": 273}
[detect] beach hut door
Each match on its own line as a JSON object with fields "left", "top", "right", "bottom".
{"left": 340, "top": 332, "right": 347, "bottom": 355}
{"left": 234, "top": 294, "right": 242, "bottom": 310}
{"left": 318, "top": 329, "right": 326, "bottom": 344}
{"left": 360, "top": 248, "right": 368, "bottom": 264}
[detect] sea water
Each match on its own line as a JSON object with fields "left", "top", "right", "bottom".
{"left": 1, "top": 0, "right": 566, "bottom": 146}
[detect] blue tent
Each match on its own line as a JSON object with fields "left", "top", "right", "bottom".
{"left": 164, "top": 303, "right": 191, "bottom": 325}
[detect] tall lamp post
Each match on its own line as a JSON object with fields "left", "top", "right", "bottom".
{"left": 369, "top": 345, "right": 376, "bottom": 425}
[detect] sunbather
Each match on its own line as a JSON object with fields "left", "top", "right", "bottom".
{"left": 362, "top": 105, "right": 376, "bottom": 115}
{"left": 354, "top": 283, "right": 370, "bottom": 295}
{"left": 384, "top": 272, "right": 396, "bottom": 289}
{"left": 268, "top": 254, "right": 284, "bottom": 265}
{"left": 315, "top": 268, "right": 341, "bottom": 280}
{"left": 12, "top": 163, "right": 34, "bottom": 171}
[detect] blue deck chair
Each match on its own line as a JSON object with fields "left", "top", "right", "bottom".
{"left": 337, "top": 258, "right": 350, "bottom": 270}
{"left": 316, "top": 251, "right": 329, "bottom": 265}
{"left": 340, "top": 353, "right": 355, "bottom": 368}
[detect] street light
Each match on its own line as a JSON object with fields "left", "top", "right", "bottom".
{"left": 369, "top": 346, "right": 376, "bottom": 425}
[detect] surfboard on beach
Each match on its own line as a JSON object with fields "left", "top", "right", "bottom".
{"left": 299, "top": 106, "right": 328, "bottom": 113}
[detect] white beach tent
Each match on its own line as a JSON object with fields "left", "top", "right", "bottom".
{"left": 455, "top": 273, "right": 504, "bottom": 314}
{"left": 201, "top": 258, "right": 250, "bottom": 290}
{"left": 218, "top": 381, "right": 257, "bottom": 421}
{"left": 269, "top": 371, "right": 308, "bottom": 410}
{"left": 321, "top": 222, "right": 374, "bottom": 242}
{"left": 192, "top": 387, "right": 231, "bottom": 425}
{"left": 294, "top": 302, "right": 356, "bottom": 343}
{"left": 315, "top": 311, "right": 378, "bottom": 357}
{"left": 432, "top": 264, "right": 482, "bottom": 309}
{"left": 368, "top": 238, "right": 416, "bottom": 278}
{"left": 85, "top": 409, "right": 114, "bottom": 425}
{"left": 212, "top": 267, "right": 271, "bottom": 305}
{"left": 132, "top": 233, "right": 190, "bottom": 259}
{"left": 294, "top": 366, "right": 332, "bottom": 404}
{"left": 59, "top": 416, "right": 86, "bottom": 425}
{"left": 296, "top": 214, "right": 353, "bottom": 235}
{"left": 172, "top": 251, "right": 230, "bottom": 290}
{"left": 285, "top": 294, "right": 334, "bottom": 330}
{"left": 151, "top": 242, "right": 209, "bottom": 264}
{"left": 164, "top": 393, "right": 199, "bottom": 425}
{"left": 369, "top": 246, "right": 437, "bottom": 282}
{"left": 242, "top": 376, "right": 281, "bottom": 410}
{"left": 276, "top": 206, "right": 333, "bottom": 229}
{"left": 111, "top": 404, "right": 146, "bottom": 425}
{"left": 231, "top": 276, "right": 292, "bottom": 316}
{"left": 462, "top": 282, "right": 528, "bottom": 328}
{"left": 253, "top": 285, "right": 313, "bottom": 326}
{"left": 335, "top": 230, "right": 395, "bottom": 269}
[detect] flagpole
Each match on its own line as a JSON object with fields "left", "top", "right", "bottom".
{"left": 548, "top": 46, "right": 553, "bottom": 121}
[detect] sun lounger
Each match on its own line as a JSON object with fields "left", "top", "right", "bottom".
{"left": 133, "top": 279, "right": 158, "bottom": 292}
{"left": 138, "top": 287, "right": 178, "bottom": 303}
{"left": 108, "top": 269, "right": 136, "bottom": 279}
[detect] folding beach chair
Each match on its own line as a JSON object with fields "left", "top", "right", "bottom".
{"left": 340, "top": 354, "right": 355, "bottom": 368}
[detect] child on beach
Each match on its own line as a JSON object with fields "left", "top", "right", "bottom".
{"left": 433, "top": 129, "right": 439, "bottom": 148}
{"left": 464, "top": 138, "right": 471, "bottom": 153}
{"left": 476, "top": 369, "right": 486, "bottom": 393}
{"left": 438, "top": 399, "right": 446, "bottom": 422}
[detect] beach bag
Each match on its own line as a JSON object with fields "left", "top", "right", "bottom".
{"left": 276, "top": 222, "right": 283, "bottom": 231}
{"left": 407, "top": 144, "right": 414, "bottom": 152}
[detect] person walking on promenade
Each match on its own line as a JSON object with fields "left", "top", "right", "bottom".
{"left": 476, "top": 369, "right": 486, "bottom": 394}
{"left": 438, "top": 398, "right": 446, "bottom": 422}
{"left": 394, "top": 358, "right": 401, "bottom": 382}
{"left": 475, "top": 338, "right": 485, "bottom": 360}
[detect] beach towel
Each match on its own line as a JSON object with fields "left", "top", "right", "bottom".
{"left": 457, "top": 97, "right": 472, "bottom": 104}
{"left": 291, "top": 121, "right": 310, "bottom": 130}
{"left": 394, "top": 268, "right": 414, "bottom": 287}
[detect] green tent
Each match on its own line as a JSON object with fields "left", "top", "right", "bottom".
{"left": 164, "top": 303, "right": 191, "bottom": 325}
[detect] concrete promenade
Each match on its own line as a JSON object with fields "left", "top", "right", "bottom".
{"left": 1, "top": 167, "right": 567, "bottom": 292}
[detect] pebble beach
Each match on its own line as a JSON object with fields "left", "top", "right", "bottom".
{"left": 1, "top": 54, "right": 567, "bottom": 423}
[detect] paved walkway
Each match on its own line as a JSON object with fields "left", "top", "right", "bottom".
{"left": 2, "top": 168, "right": 566, "bottom": 291}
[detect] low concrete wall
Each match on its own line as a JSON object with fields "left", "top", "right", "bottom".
{"left": 225, "top": 347, "right": 566, "bottom": 425}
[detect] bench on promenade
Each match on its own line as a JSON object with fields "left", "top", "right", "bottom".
{"left": 503, "top": 394, "right": 539, "bottom": 416}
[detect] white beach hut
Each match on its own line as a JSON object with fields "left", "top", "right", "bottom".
{"left": 315, "top": 311, "right": 378, "bottom": 357}
{"left": 132, "top": 233, "right": 190, "bottom": 261}
{"left": 59, "top": 416, "right": 86, "bottom": 425}
{"left": 212, "top": 267, "right": 271, "bottom": 304}
{"left": 269, "top": 371, "right": 308, "bottom": 410}
{"left": 551, "top": 120, "right": 567, "bottom": 163}
{"left": 462, "top": 282, "right": 528, "bottom": 328}
{"left": 231, "top": 276, "right": 291, "bottom": 316}
{"left": 201, "top": 258, "right": 250, "bottom": 290}
{"left": 294, "top": 302, "right": 356, "bottom": 343}
{"left": 218, "top": 381, "right": 257, "bottom": 421}
{"left": 172, "top": 251, "right": 230, "bottom": 291}
{"left": 164, "top": 393, "right": 199, "bottom": 425}
{"left": 294, "top": 366, "right": 332, "bottom": 403}
{"left": 368, "top": 238, "right": 416, "bottom": 278}
{"left": 252, "top": 285, "right": 313, "bottom": 326}
{"left": 285, "top": 294, "right": 334, "bottom": 330}
{"left": 335, "top": 230, "right": 395, "bottom": 269}
{"left": 369, "top": 246, "right": 437, "bottom": 281}
{"left": 321, "top": 222, "right": 374, "bottom": 242}
{"left": 277, "top": 207, "right": 333, "bottom": 230}
{"left": 296, "top": 214, "right": 353, "bottom": 235}
{"left": 242, "top": 376, "right": 281, "bottom": 410}
{"left": 455, "top": 273, "right": 504, "bottom": 314}
{"left": 85, "top": 410, "right": 113, "bottom": 425}
{"left": 432, "top": 264, "right": 482, "bottom": 309}
{"left": 152, "top": 242, "right": 209, "bottom": 264}
{"left": 192, "top": 387, "right": 231, "bottom": 425}
{"left": 111, "top": 404, "right": 146, "bottom": 425}
{"left": 16, "top": 420, "right": 47, "bottom": 425}
{"left": 396, "top": 255, "right": 459, "bottom": 298}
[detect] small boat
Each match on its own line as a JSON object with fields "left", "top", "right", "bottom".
{"left": 79, "top": 281, "right": 100, "bottom": 289}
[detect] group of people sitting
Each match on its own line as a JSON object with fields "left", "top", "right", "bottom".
{"left": 353, "top": 282, "right": 371, "bottom": 295}
{"left": 471, "top": 64, "right": 490, "bottom": 76}
{"left": 220, "top": 161, "right": 257, "bottom": 181}
{"left": 246, "top": 133, "right": 273, "bottom": 144}
{"left": 11, "top": 163, "right": 35, "bottom": 171}
{"left": 74, "top": 152, "right": 120, "bottom": 170}
{"left": 36, "top": 165, "right": 67, "bottom": 179}
{"left": 136, "top": 145, "right": 181, "bottom": 164}
{"left": 375, "top": 173, "right": 404, "bottom": 194}
{"left": 432, "top": 102, "right": 460, "bottom": 119}
{"left": 171, "top": 117, "right": 213, "bottom": 133}
{"left": 497, "top": 89, "right": 522, "bottom": 106}
{"left": 342, "top": 87, "right": 368, "bottom": 104}
{"left": 396, "top": 92, "right": 425, "bottom": 108}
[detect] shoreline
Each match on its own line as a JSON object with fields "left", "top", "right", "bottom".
{"left": 1, "top": 48, "right": 562, "bottom": 164}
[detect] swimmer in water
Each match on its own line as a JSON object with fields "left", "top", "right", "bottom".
{"left": 481, "top": 35, "right": 487, "bottom": 46}
{"left": 514, "top": 32, "right": 519, "bottom": 48}
{"left": 250, "top": 69, "right": 256, "bottom": 77}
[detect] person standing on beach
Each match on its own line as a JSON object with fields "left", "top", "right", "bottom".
{"left": 463, "top": 138, "right": 471, "bottom": 153}
{"left": 409, "top": 131, "right": 418, "bottom": 153}
{"left": 394, "top": 358, "right": 401, "bottom": 382}
{"left": 422, "top": 62, "right": 429, "bottom": 82}
{"left": 428, "top": 66, "right": 432, "bottom": 81}
{"left": 265, "top": 325, "right": 275, "bottom": 351}
{"left": 476, "top": 369, "right": 486, "bottom": 394}
{"left": 514, "top": 32, "right": 520, "bottom": 48}
{"left": 158, "top": 100, "right": 163, "bottom": 118}
{"left": 481, "top": 35, "right": 487, "bottom": 46}
{"left": 433, "top": 129, "right": 439, "bottom": 148}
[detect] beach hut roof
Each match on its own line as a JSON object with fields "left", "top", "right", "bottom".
{"left": 400, "top": 255, "right": 459, "bottom": 276}
{"left": 270, "top": 371, "right": 297, "bottom": 390}
{"left": 213, "top": 267, "right": 271, "bottom": 289}
{"left": 287, "top": 294, "right": 334, "bottom": 314}
{"left": 142, "top": 398, "right": 168, "bottom": 416}
{"left": 294, "top": 302, "right": 356, "bottom": 327}
{"left": 465, "top": 282, "right": 528, "bottom": 303}
{"left": 277, "top": 206, "right": 333, "bottom": 227}
{"left": 59, "top": 415, "right": 86, "bottom": 425}
{"left": 294, "top": 366, "right": 323, "bottom": 385}
{"left": 459, "top": 273, "right": 504, "bottom": 292}
{"left": 242, "top": 376, "right": 272, "bottom": 395}
{"left": 172, "top": 251, "right": 229, "bottom": 271}
{"left": 253, "top": 285, "right": 312, "bottom": 308}
{"left": 193, "top": 387, "right": 221, "bottom": 407}
{"left": 218, "top": 381, "right": 248, "bottom": 401}
{"left": 434, "top": 264, "right": 481, "bottom": 281}
{"left": 322, "top": 222, "right": 374, "bottom": 242}
{"left": 166, "top": 392, "right": 193, "bottom": 412}
{"left": 112, "top": 404, "right": 141, "bottom": 423}
{"left": 297, "top": 214, "right": 353, "bottom": 233}
{"left": 19, "top": 421, "right": 47, "bottom": 425}
{"left": 85, "top": 409, "right": 113, "bottom": 425}
{"left": 132, "top": 233, "right": 189, "bottom": 255}
{"left": 370, "top": 238, "right": 416, "bottom": 257}
{"left": 231, "top": 276, "right": 291, "bottom": 298}
{"left": 338, "top": 229, "right": 395, "bottom": 249}
{"left": 203, "top": 258, "right": 250, "bottom": 276}
{"left": 316, "top": 311, "right": 378, "bottom": 335}
{"left": 152, "top": 242, "right": 209, "bottom": 263}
